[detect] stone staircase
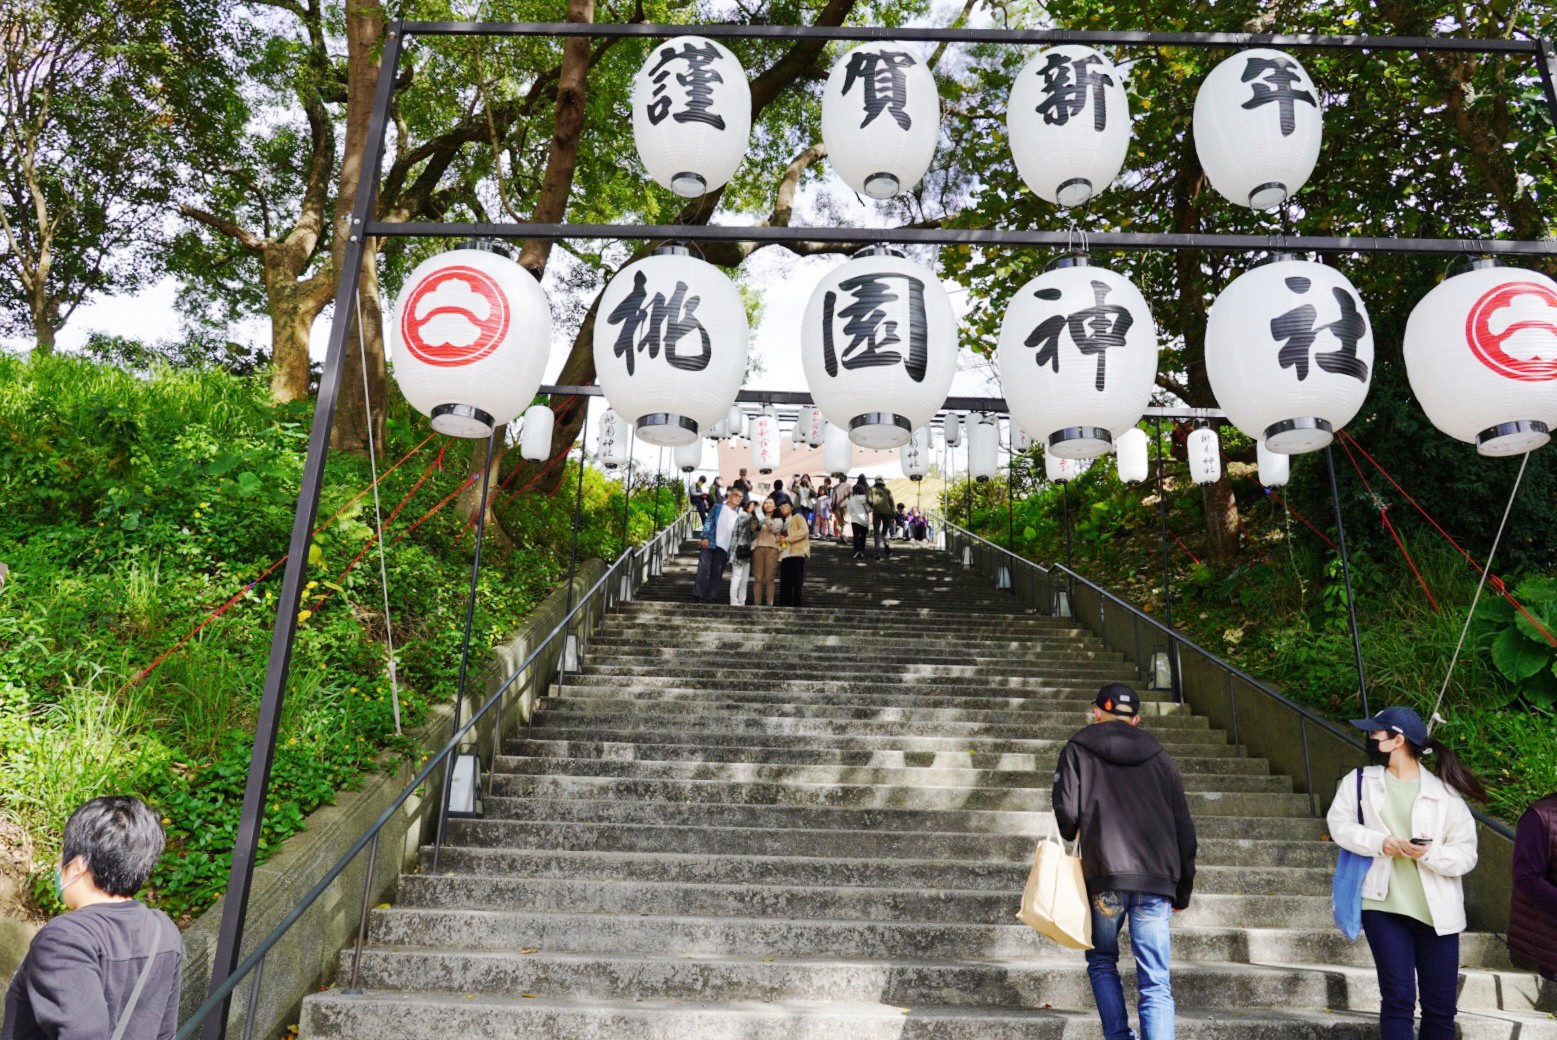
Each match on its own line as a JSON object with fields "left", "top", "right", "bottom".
{"left": 301, "top": 538, "right": 1556, "bottom": 1038}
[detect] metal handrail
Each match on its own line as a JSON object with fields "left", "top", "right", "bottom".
{"left": 175, "top": 510, "right": 694, "bottom": 1039}
{"left": 933, "top": 513, "right": 1515, "bottom": 840}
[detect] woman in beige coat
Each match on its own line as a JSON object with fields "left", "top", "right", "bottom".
{"left": 777, "top": 499, "right": 810, "bottom": 607}
{"left": 750, "top": 498, "right": 783, "bottom": 607}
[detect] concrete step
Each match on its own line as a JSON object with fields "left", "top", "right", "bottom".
{"left": 333, "top": 945, "right": 1548, "bottom": 1014}
{"left": 393, "top": 873, "right": 1337, "bottom": 930}
{"left": 548, "top": 685, "right": 1184, "bottom": 715}
{"left": 366, "top": 902, "right": 1514, "bottom": 969}
{"left": 300, "top": 990, "right": 1557, "bottom": 1040}
{"left": 506, "top": 740, "right": 1267, "bottom": 774}
{"left": 611, "top": 604, "right": 1074, "bottom": 631}
{"left": 449, "top": 817, "right": 1329, "bottom": 864}
{"left": 527, "top": 717, "right": 1231, "bottom": 747}
{"left": 491, "top": 756, "right": 1290, "bottom": 792}
{"left": 558, "top": 672, "right": 1146, "bottom": 695}
{"left": 589, "top": 632, "right": 1132, "bottom": 656}
{"left": 418, "top": 846, "right": 1327, "bottom": 897}
{"left": 507, "top": 728, "right": 1245, "bottom": 758}
{"left": 532, "top": 698, "right": 1210, "bottom": 730}
{"left": 572, "top": 661, "right": 1142, "bottom": 683}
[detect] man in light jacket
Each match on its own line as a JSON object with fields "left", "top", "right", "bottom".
{"left": 691, "top": 487, "right": 743, "bottom": 603}
{"left": 1053, "top": 683, "right": 1197, "bottom": 1040}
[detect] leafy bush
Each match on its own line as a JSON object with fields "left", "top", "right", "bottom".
{"left": 0, "top": 351, "right": 672, "bottom": 920}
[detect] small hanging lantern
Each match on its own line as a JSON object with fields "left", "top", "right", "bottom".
{"left": 1006, "top": 45, "right": 1131, "bottom": 208}
{"left": 802, "top": 245, "right": 959, "bottom": 449}
{"left": 1404, "top": 258, "right": 1557, "bottom": 456}
{"left": 598, "top": 409, "right": 630, "bottom": 469}
{"left": 631, "top": 36, "right": 751, "bottom": 198}
{"left": 389, "top": 246, "right": 553, "bottom": 438}
{"left": 823, "top": 421, "right": 852, "bottom": 478}
{"left": 820, "top": 42, "right": 940, "bottom": 199}
{"left": 706, "top": 415, "right": 728, "bottom": 440}
{"left": 901, "top": 426, "right": 931, "bottom": 480}
{"left": 1013, "top": 424, "right": 1032, "bottom": 453}
{"left": 997, "top": 254, "right": 1159, "bottom": 459}
{"left": 751, "top": 407, "right": 780, "bottom": 474}
{"left": 1205, "top": 255, "right": 1373, "bottom": 453}
{"left": 1188, "top": 426, "right": 1221, "bottom": 484}
{"left": 674, "top": 438, "right": 704, "bottom": 473}
{"left": 519, "top": 404, "right": 554, "bottom": 462}
{"left": 791, "top": 418, "right": 804, "bottom": 447}
{"left": 801, "top": 404, "right": 826, "bottom": 447}
{"left": 1257, "top": 438, "right": 1290, "bottom": 487}
{"left": 726, "top": 405, "right": 745, "bottom": 441}
{"left": 1044, "top": 446, "right": 1088, "bottom": 483}
{"left": 594, "top": 244, "right": 749, "bottom": 447}
{"left": 943, "top": 412, "right": 962, "bottom": 447}
{"left": 969, "top": 413, "right": 1000, "bottom": 482}
{"left": 1115, "top": 427, "right": 1149, "bottom": 484}
{"left": 1193, "top": 48, "right": 1323, "bottom": 211}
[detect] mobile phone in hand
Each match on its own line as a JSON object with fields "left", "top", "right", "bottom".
{"left": 1409, "top": 837, "right": 1433, "bottom": 846}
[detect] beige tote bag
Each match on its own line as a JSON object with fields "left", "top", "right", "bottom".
{"left": 1015, "top": 818, "right": 1093, "bottom": 950}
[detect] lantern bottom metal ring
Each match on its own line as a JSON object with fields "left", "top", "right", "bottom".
{"left": 1048, "top": 426, "right": 1112, "bottom": 459}
{"left": 1263, "top": 416, "right": 1333, "bottom": 453}
{"left": 975, "top": 475, "right": 991, "bottom": 483}
{"left": 1476, "top": 419, "right": 1550, "bottom": 457}
{"left": 1056, "top": 178, "right": 1093, "bottom": 207}
{"left": 1249, "top": 181, "right": 1288, "bottom": 210}
{"left": 671, "top": 172, "right": 707, "bottom": 198}
{"left": 864, "top": 172, "right": 901, "bottom": 199}
{"left": 635, "top": 413, "right": 700, "bottom": 447}
{"left": 849, "top": 412, "right": 913, "bottom": 449}
{"left": 431, "top": 403, "right": 496, "bottom": 439}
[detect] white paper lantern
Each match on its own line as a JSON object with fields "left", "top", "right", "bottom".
{"left": 901, "top": 426, "right": 931, "bottom": 480}
{"left": 969, "top": 414, "right": 1000, "bottom": 482}
{"left": 1194, "top": 48, "right": 1322, "bottom": 210}
{"left": 997, "top": 256, "right": 1159, "bottom": 459}
{"left": 674, "top": 439, "right": 704, "bottom": 473}
{"left": 1116, "top": 427, "right": 1149, "bottom": 484}
{"left": 821, "top": 42, "right": 939, "bottom": 199}
{"left": 1188, "top": 426, "right": 1221, "bottom": 484}
{"left": 519, "top": 404, "right": 554, "bottom": 462}
{"left": 1257, "top": 439, "right": 1290, "bottom": 487}
{"left": 1013, "top": 425, "right": 1033, "bottom": 453}
{"left": 943, "top": 412, "right": 962, "bottom": 447}
{"left": 751, "top": 409, "right": 780, "bottom": 474}
{"left": 598, "top": 409, "right": 630, "bottom": 469}
{"left": 631, "top": 36, "right": 751, "bottom": 198}
{"left": 823, "top": 421, "right": 852, "bottom": 478}
{"left": 800, "top": 405, "right": 826, "bottom": 447}
{"left": 791, "top": 419, "right": 803, "bottom": 446}
{"left": 1044, "top": 446, "right": 1089, "bottom": 483}
{"left": 1404, "top": 259, "right": 1557, "bottom": 456}
{"left": 1007, "top": 45, "right": 1131, "bottom": 208}
{"left": 726, "top": 405, "right": 745, "bottom": 440}
{"left": 594, "top": 246, "right": 749, "bottom": 447}
{"left": 389, "top": 247, "right": 552, "bottom": 438}
{"left": 706, "top": 415, "right": 728, "bottom": 440}
{"left": 802, "top": 246, "right": 959, "bottom": 450}
{"left": 1206, "top": 256, "right": 1373, "bottom": 453}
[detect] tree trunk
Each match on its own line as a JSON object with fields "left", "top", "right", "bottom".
{"left": 1201, "top": 479, "right": 1241, "bottom": 563}
{"left": 266, "top": 256, "right": 317, "bottom": 403}
{"left": 331, "top": 249, "right": 387, "bottom": 453}
{"left": 457, "top": 425, "right": 513, "bottom": 550}
{"left": 517, "top": 0, "right": 594, "bottom": 280}
{"left": 30, "top": 294, "right": 56, "bottom": 354}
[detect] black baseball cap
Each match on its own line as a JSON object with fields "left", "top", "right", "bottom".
{"left": 1094, "top": 683, "right": 1140, "bottom": 717}
{"left": 1350, "top": 705, "right": 1428, "bottom": 747}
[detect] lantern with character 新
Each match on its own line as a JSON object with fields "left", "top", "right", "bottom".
{"left": 1007, "top": 45, "right": 1131, "bottom": 208}
{"left": 1206, "top": 256, "right": 1373, "bottom": 453}
{"left": 390, "top": 246, "right": 553, "bottom": 438}
{"left": 594, "top": 245, "right": 749, "bottom": 447}
{"left": 821, "top": 42, "right": 940, "bottom": 199}
{"left": 1404, "top": 258, "right": 1557, "bottom": 456}
{"left": 631, "top": 36, "right": 751, "bottom": 198}
{"left": 802, "top": 246, "right": 959, "bottom": 450}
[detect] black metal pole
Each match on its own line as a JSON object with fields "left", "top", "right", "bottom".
{"left": 1325, "top": 445, "right": 1371, "bottom": 718}
{"left": 1155, "top": 416, "right": 1181, "bottom": 701}
{"left": 1061, "top": 481, "right": 1075, "bottom": 572}
{"left": 1534, "top": 38, "right": 1557, "bottom": 131}
{"left": 201, "top": 24, "right": 404, "bottom": 1040}
{"left": 1007, "top": 450, "right": 1015, "bottom": 555}
{"left": 563, "top": 397, "right": 588, "bottom": 624}
{"left": 618, "top": 435, "right": 635, "bottom": 557}
{"left": 431, "top": 430, "right": 498, "bottom": 872}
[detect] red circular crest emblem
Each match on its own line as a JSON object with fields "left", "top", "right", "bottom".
{"left": 1465, "top": 281, "right": 1557, "bottom": 383}
{"left": 400, "top": 265, "right": 510, "bottom": 368}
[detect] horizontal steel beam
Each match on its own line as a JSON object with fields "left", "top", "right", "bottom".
{"left": 400, "top": 20, "right": 1536, "bottom": 54}
{"left": 370, "top": 220, "right": 1557, "bottom": 257}
{"left": 539, "top": 384, "right": 1226, "bottom": 420}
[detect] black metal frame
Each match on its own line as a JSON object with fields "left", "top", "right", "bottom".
{"left": 195, "top": 15, "right": 1557, "bottom": 1039}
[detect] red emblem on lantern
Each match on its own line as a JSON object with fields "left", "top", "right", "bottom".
{"left": 1466, "top": 281, "right": 1557, "bottom": 383}
{"left": 400, "top": 265, "right": 510, "bottom": 368}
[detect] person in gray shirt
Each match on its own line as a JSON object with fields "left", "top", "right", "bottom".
{"left": 4, "top": 796, "right": 181, "bottom": 1040}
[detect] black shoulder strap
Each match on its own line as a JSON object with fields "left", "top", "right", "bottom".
{"left": 1354, "top": 767, "right": 1364, "bottom": 825}
{"left": 109, "top": 913, "right": 164, "bottom": 1040}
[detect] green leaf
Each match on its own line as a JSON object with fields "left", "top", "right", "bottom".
{"left": 1514, "top": 607, "right": 1557, "bottom": 648}
{"left": 1490, "top": 627, "right": 1552, "bottom": 681}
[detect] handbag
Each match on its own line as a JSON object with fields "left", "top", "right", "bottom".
{"left": 735, "top": 544, "right": 752, "bottom": 561}
{"left": 1016, "top": 817, "right": 1093, "bottom": 950}
{"left": 1331, "top": 767, "right": 1371, "bottom": 941}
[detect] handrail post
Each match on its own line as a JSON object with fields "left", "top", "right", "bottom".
{"left": 345, "top": 831, "right": 381, "bottom": 994}
{"left": 237, "top": 955, "right": 265, "bottom": 1040}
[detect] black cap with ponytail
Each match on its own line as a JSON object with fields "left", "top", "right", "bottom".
{"left": 1409, "top": 737, "right": 1489, "bottom": 804}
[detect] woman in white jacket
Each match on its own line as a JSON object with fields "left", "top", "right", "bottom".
{"left": 1326, "top": 705, "right": 1487, "bottom": 1040}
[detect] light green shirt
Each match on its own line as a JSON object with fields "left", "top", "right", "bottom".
{"left": 1362, "top": 771, "right": 1434, "bottom": 926}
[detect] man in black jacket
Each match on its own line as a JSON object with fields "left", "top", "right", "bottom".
{"left": 1052, "top": 683, "right": 1197, "bottom": 1040}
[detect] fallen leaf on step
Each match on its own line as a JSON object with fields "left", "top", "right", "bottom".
{"left": 521, "top": 993, "right": 537, "bottom": 999}
{"left": 375, "top": 903, "right": 390, "bottom": 909}
{"left": 519, "top": 948, "right": 539, "bottom": 955}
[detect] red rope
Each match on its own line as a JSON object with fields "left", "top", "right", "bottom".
{"left": 1174, "top": 536, "right": 1203, "bottom": 567}
{"left": 1261, "top": 488, "right": 1340, "bottom": 551}
{"left": 1336, "top": 435, "right": 1439, "bottom": 612}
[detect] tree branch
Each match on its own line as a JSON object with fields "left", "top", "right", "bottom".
{"left": 178, "top": 204, "right": 266, "bottom": 253}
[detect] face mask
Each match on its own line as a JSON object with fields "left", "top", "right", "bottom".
{"left": 1367, "top": 735, "right": 1395, "bottom": 766}
{"left": 54, "top": 866, "right": 80, "bottom": 902}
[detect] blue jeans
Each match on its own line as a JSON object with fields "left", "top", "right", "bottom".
{"left": 1085, "top": 890, "right": 1175, "bottom": 1040}
{"left": 1362, "top": 909, "right": 1459, "bottom": 1040}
